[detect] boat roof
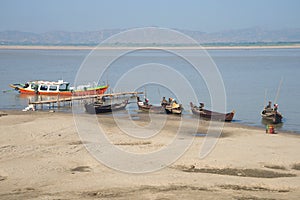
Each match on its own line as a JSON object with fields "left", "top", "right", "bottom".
{"left": 27, "top": 80, "right": 69, "bottom": 85}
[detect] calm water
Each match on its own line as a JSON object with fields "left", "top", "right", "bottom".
{"left": 0, "top": 48, "right": 299, "bottom": 133}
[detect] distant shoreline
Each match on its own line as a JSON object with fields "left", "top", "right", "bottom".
{"left": 1, "top": 44, "right": 300, "bottom": 50}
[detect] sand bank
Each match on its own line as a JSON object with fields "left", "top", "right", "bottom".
{"left": 0, "top": 111, "right": 299, "bottom": 199}
{"left": 1, "top": 45, "right": 300, "bottom": 50}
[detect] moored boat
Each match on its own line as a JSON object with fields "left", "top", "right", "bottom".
{"left": 84, "top": 100, "right": 128, "bottom": 114}
{"left": 9, "top": 80, "right": 108, "bottom": 96}
{"left": 164, "top": 99, "right": 183, "bottom": 115}
{"left": 164, "top": 105, "right": 182, "bottom": 114}
{"left": 261, "top": 109, "right": 282, "bottom": 124}
{"left": 261, "top": 102, "right": 282, "bottom": 124}
{"left": 190, "top": 102, "right": 235, "bottom": 122}
{"left": 136, "top": 97, "right": 165, "bottom": 113}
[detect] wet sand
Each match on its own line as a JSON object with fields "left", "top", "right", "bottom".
{"left": 0, "top": 110, "right": 299, "bottom": 199}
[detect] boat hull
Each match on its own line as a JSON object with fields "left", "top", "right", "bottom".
{"left": 84, "top": 100, "right": 128, "bottom": 114}
{"left": 137, "top": 103, "right": 165, "bottom": 113}
{"left": 10, "top": 84, "right": 108, "bottom": 96}
{"left": 261, "top": 111, "right": 282, "bottom": 124}
{"left": 164, "top": 105, "right": 182, "bottom": 115}
{"left": 136, "top": 97, "right": 165, "bottom": 113}
{"left": 190, "top": 102, "right": 234, "bottom": 122}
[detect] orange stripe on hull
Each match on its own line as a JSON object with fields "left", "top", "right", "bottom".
{"left": 18, "top": 86, "right": 108, "bottom": 96}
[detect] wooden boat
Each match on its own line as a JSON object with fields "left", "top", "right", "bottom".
{"left": 84, "top": 100, "right": 128, "bottom": 114}
{"left": 261, "top": 109, "right": 282, "bottom": 124}
{"left": 164, "top": 102, "right": 183, "bottom": 115}
{"left": 190, "top": 102, "right": 235, "bottom": 122}
{"left": 136, "top": 97, "right": 165, "bottom": 113}
{"left": 9, "top": 80, "right": 108, "bottom": 96}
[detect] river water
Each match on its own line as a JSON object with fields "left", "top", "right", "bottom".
{"left": 0, "top": 48, "right": 299, "bottom": 133}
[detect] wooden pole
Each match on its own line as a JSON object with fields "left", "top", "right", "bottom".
{"left": 41, "top": 96, "right": 43, "bottom": 109}
{"left": 274, "top": 78, "right": 283, "bottom": 104}
{"left": 264, "top": 88, "right": 267, "bottom": 106}
{"left": 57, "top": 95, "right": 60, "bottom": 108}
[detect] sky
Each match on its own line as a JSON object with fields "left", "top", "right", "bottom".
{"left": 1, "top": 0, "right": 300, "bottom": 33}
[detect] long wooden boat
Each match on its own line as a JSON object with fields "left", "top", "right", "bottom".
{"left": 261, "top": 109, "right": 282, "bottom": 124}
{"left": 9, "top": 80, "right": 108, "bottom": 96}
{"left": 84, "top": 100, "right": 128, "bottom": 114}
{"left": 136, "top": 97, "right": 165, "bottom": 113}
{"left": 190, "top": 102, "right": 235, "bottom": 122}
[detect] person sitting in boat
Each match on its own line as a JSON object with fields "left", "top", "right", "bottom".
{"left": 171, "top": 100, "right": 180, "bottom": 109}
{"left": 199, "top": 103, "right": 204, "bottom": 111}
{"left": 265, "top": 101, "right": 272, "bottom": 110}
{"left": 168, "top": 98, "right": 180, "bottom": 109}
{"left": 274, "top": 104, "right": 278, "bottom": 112}
{"left": 137, "top": 97, "right": 144, "bottom": 106}
{"left": 161, "top": 97, "right": 168, "bottom": 106}
{"left": 144, "top": 98, "right": 149, "bottom": 105}
{"left": 262, "top": 101, "right": 273, "bottom": 114}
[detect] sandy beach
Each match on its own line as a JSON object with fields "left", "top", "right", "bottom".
{"left": 0, "top": 110, "right": 299, "bottom": 199}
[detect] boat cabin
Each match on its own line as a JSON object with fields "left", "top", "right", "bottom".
{"left": 25, "top": 80, "right": 71, "bottom": 93}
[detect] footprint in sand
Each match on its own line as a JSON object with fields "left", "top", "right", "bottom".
{"left": 291, "top": 163, "right": 300, "bottom": 170}
{"left": 70, "top": 166, "right": 92, "bottom": 173}
{"left": 0, "top": 175, "right": 7, "bottom": 181}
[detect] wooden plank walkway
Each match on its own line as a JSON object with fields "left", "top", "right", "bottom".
{"left": 28, "top": 91, "right": 143, "bottom": 109}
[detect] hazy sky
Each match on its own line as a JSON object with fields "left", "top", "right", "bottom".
{"left": 1, "top": 0, "right": 300, "bottom": 33}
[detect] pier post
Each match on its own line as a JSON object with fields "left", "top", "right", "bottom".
{"left": 40, "top": 96, "right": 43, "bottom": 109}
{"left": 57, "top": 95, "right": 60, "bottom": 108}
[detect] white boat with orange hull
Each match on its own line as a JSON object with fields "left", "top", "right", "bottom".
{"left": 9, "top": 80, "right": 108, "bottom": 96}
